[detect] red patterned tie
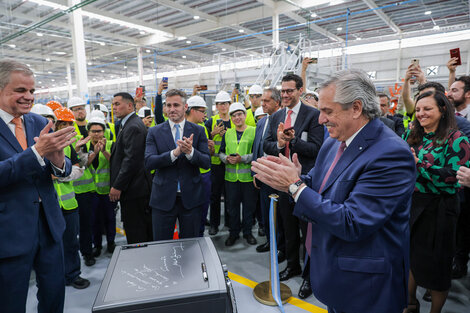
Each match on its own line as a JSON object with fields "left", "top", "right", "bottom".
{"left": 305, "top": 141, "right": 346, "bottom": 256}
{"left": 284, "top": 110, "right": 293, "bottom": 158}
{"left": 11, "top": 117, "right": 27, "bottom": 150}
{"left": 456, "top": 112, "right": 463, "bottom": 117}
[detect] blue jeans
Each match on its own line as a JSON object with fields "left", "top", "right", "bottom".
{"left": 62, "top": 208, "right": 81, "bottom": 284}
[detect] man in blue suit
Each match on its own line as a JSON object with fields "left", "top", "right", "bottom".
{"left": 0, "top": 60, "right": 75, "bottom": 312}
{"left": 252, "top": 69, "right": 416, "bottom": 313}
{"left": 145, "top": 89, "right": 211, "bottom": 240}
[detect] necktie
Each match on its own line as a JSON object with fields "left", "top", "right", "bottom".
{"left": 284, "top": 110, "right": 293, "bottom": 158}
{"left": 174, "top": 124, "right": 181, "bottom": 192}
{"left": 305, "top": 141, "right": 346, "bottom": 256}
{"left": 456, "top": 112, "right": 463, "bottom": 117}
{"left": 12, "top": 117, "right": 27, "bottom": 150}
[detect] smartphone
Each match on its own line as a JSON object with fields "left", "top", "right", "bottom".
{"left": 162, "top": 77, "right": 168, "bottom": 89}
{"left": 450, "top": 48, "right": 462, "bottom": 66}
{"left": 94, "top": 104, "right": 100, "bottom": 110}
{"left": 135, "top": 87, "right": 143, "bottom": 98}
{"left": 216, "top": 119, "right": 223, "bottom": 127}
{"left": 283, "top": 126, "right": 294, "bottom": 134}
{"left": 199, "top": 85, "right": 208, "bottom": 90}
{"left": 229, "top": 153, "right": 237, "bottom": 157}
{"left": 411, "top": 59, "right": 419, "bottom": 67}
{"left": 308, "top": 57, "right": 318, "bottom": 64}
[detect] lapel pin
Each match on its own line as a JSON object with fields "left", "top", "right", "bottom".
{"left": 359, "top": 146, "right": 363, "bottom": 150}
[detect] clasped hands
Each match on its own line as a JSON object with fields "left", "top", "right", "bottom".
{"left": 34, "top": 121, "right": 76, "bottom": 168}
{"left": 277, "top": 122, "right": 295, "bottom": 148}
{"left": 251, "top": 153, "right": 302, "bottom": 193}
{"left": 174, "top": 133, "right": 194, "bottom": 157}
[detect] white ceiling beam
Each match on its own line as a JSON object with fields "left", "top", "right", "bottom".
{"left": 283, "top": 12, "right": 344, "bottom": 42}
{"left": 361, "top": 0, "right": 402, "bottom": 34}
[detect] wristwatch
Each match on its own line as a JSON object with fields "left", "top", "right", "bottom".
{"left": 288, "top": 179, "right": 303, "bottom": 197}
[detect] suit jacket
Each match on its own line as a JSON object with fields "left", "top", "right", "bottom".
{"left": 380, "top": 116, "right": 395, "bottom": 132}
{"left": 263, "top": 104, "right": 323, "bottom": 174}
{"left": 110, "top": 113, "right": 151, "bottom": 200}
{"left": 293, "top": 118, "right": 416, "bottom": 313}
{"left": 386, "top": 114, "right": 405, "bottom": 137}
{"left": 252, "top": 115, "right": 268, "bottom": 162}
{"left": 145, "top": 120, "right": 210, "bottom": 211}
{"left": 0, "top": 113, "right": 71, "bottom": 258}
{"left": 456, "top": 115, "right": 470, "bottom": 138}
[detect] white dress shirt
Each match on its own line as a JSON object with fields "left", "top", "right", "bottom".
{"left": 168, "top": 119, "right": 194, "bottom": 162}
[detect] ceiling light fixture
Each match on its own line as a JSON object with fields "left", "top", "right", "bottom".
{"left": 193, "top": 15, "right": 200, "bottom": 20}
{"left": 36, "top": 33, "right": 43, "bottom": 37}
{"left": 186, "top": 40, "right": 191, "bottom": 44}
{"left": 182, "top": 55, "right": 187, "bottom": 59}
{"left": 139, "top": 31, "right": 146, "bottom": 35}
{"left": 425, "top": 11, "right": 432, "bottom": 15}
{"left": 337, "top": 27, "right": 342, "bottom": 31}
{"left": 433, "top": 25, "right": 440, "bottom": 30}
{"left": 310, "top": 13, "right": 317, "bottom": 18}
{"left": 8, "top": 44, "right": 16, "bottom": 48}
{"left": 45, "top": 58, "right": 51, "bottom": 61}
{"left": 222, "top": 48, "right": 227, "bottom": 51}
{"left": 239, "top": 29, "right": 244, "bottom": 33}
{"left": 146, "top": 49, "right": 151, "bottom": 53}
{"left": 177, "top": 36, "right": 187, "bottom": 40}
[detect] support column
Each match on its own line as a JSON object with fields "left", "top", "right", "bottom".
{"left": 68, "top": 0, "right": 89, "bottom": 102}
{"left": 396, "top": 37, "right": 402, "bottom": 83}
{"left": 137, "top": 47, "right": 144, "bottom": 86}
{"left": 272, "top": 14, "right": 279, "bottom": 49}
{"left": 66, "top": 63, "right": 73, "bottom": 99}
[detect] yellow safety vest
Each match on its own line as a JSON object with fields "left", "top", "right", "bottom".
{"left": 224, "top": 126, "right": 255, "bottom": 183}
{"left": 211, "top": 115, "right": 234, "bottom": 165}
{"left": 87, "top": 140, "right": 113, "bottom": 195}
{"left": 53, "top": 145, "right": 78, "bottom": 210}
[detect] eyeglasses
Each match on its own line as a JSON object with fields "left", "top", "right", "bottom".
{"left": 281, "top": 89, "right": 297, "bottom": 95}
{"left": 193, "top": 108, "right": 206, "bottom": 113}
{"left": 231, "top": 112, "right": 245, "bottom": 118}
{"left": 304, "top": 95, "right": 315, "bottom": 100}
{"left": 90, "top": 130, "right": 104, "bottom": 134}
{"left": 249, "top": 94, "right": 261, "bottom": 98}
{"left": 71, "top": 107, "right": 85, "bottom": 112}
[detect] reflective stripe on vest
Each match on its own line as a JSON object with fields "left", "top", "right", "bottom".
{"left": 54, "top": 146, "right": 78, "bottom": 210}
{"left": 224, "top": 126, "right": 255, "bottom": 183}
{"left": 211, "top": 114, "right": 234, "bottom": 165}
{"left": 198, "top": 122, "right": 211, "bottom": 174}
{"left": 72, "top": 135, "right": 96, "bottom": 194}
{"left": 87, "top": 140, "right": 112, "bottom": 195}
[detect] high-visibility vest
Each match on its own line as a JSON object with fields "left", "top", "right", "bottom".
{"left": 87, "top": 140, "right": 113, "bottom": 195}
{"left": 54, "top": 145, "right": 78, "bottom": 210}
{"left": 74, "top": 121, "right": 87, "bottom": 137}
{"left": 106, "top": 122, "right": 116, "bottom": 142}
{"left": 72, "top": 135, "right": 96, "bottom": 194}
{"left": 198, "top": 123, "right": 211, "bottom": 174}
{"left": 211, "top": 115, "right": 234, "bottom": 165}
{"left": 245, "top": 108, "right": 257, "bottom": 127}
{"left": 224, "top": 126, "right": 255, "bottom": 183}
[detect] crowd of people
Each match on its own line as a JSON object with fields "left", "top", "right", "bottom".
{"left": 1, "top": 55, "right": 470, "bottom": 313}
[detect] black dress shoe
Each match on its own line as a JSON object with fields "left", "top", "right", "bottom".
{"left": 92, "top": 247, "right": 101, "bottom": 258}
{"left": 256, "top": 242, "right": 270, "bottom": 253}
{"left": 279, "top": 266, "right": 301, "bottom": 281}
{"left": 67, "top": 276, "right": 90, "bottom": 289}
{"left": 243, "top": 234, "right": 257, "bottom": 245}
{"left": 225, "top": 236, "right": 238, "bottom": 246}
{"left": 452, "top": 262, "right": 468, "bottom": 279}
{"left": 209, "top": 226, "right": 218, "bottom": 236}
{"left": 277, "top": 250, "right": 286, "bottom": 263}
{"left": 107, "top": 242, "right": 116, "bottom": 254}
{"left": 298, "top": 279, "right": 312, "bottom": 299}
{"left": 258, "top": 227, "right": 266, "bottom": 237}
{"left": 83, "top": 255, "right": 96, "bottom": 267}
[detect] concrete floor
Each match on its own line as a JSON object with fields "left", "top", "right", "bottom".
{"left": 25, "top": 210, "right": 470, "bottom": 313}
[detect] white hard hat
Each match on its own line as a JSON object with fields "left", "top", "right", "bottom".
{"left": 30, "top": 104, "right": 56, "bottom": 121}
{"left": 214, "top": 91, "right": 231, "bottom": 103}
{"left": 254, "top": 106, "right": 266, "bottom": 118}
{"left": 68, "top": 96, "right": 87, "bottom": 108}
{"left": 90, "top": 110, "right": 106, "bottom": 121}
{"left": 87, "top": 116, "right": 106, "bottom": 129}
{"left": 137, "top": 107, "right": 154, "bottom": 118}
{"left": 93, "top": 103, "right": 109, "bottom": 113}
{"left": 248, "top": 84, "right": 263, "bottom": 95}
{"left": 187, "top": 95, "right": 207, "bottom": 109}
{"left": 229, "top": 102, "right": 246, "bottom": 115}
{"left": 305, "top": 89, "right": 319, "bottom": 98}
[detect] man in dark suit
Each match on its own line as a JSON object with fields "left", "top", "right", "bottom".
{"left": 253, "top": 87, "right": 283, "bottom": 255}
{"left": 145, "top": 89, "right": 210, "bottom": 240}
{"left": 379, "top": 93, "right": 405, "bottom": 137}
{"left": 253, "top": 69, "right": 416, "bottom": 313}
{"left": 110, "top": 92, "right": 152, "bottom": 244}
{"left": 0, "top": 60, "right": 75, "bottom": 312}
{"left": 263, "top": 74, "right": 324, "bottom": 281}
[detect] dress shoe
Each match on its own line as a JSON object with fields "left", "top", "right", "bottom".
{"left": 107, "top": 242, "right": 116, "bottom": 254}
{"left": 209, "top": 226, "right": 218, "bottom": 236}
{"left": 92, "top": 247, "right": 101, "bottom": 258}
{"left": 298, "top": 279, "right": 313, "bottom": 299}
{"left": 67, "top": 276, "right": 90, "bottom": 289}
{"left": 256, "top": 242, "right": 270, "bottom": 253}
{"left": 225, "top": 236, "right": 238, "bottom": 246}
{"left": 84, "top": 255, "right": 96, "bottom": 267}
{"left": 243, "top": 234, "right": 257, "bottom": 245}
{"left": 277, "top": 250, "right": 286, "bottom": 263}
{"left": 451, "top": 262, "right": 468, "bottom": 279}
{"left": 258, "top": 227, "right": 266, "bottom": 237}
{"left": 279, "top": 266, "right": 301, "bottom": 281}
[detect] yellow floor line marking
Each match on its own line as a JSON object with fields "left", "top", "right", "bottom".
{"left": 228, "top": 272, "right": 326, "bottom": 313}
{"left": 116, "top": 228, "right": 325, "bottom": 312}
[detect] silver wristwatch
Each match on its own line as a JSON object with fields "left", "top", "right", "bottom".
{"left": 288, "top": 179, "right": 303, "bottom": 197}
